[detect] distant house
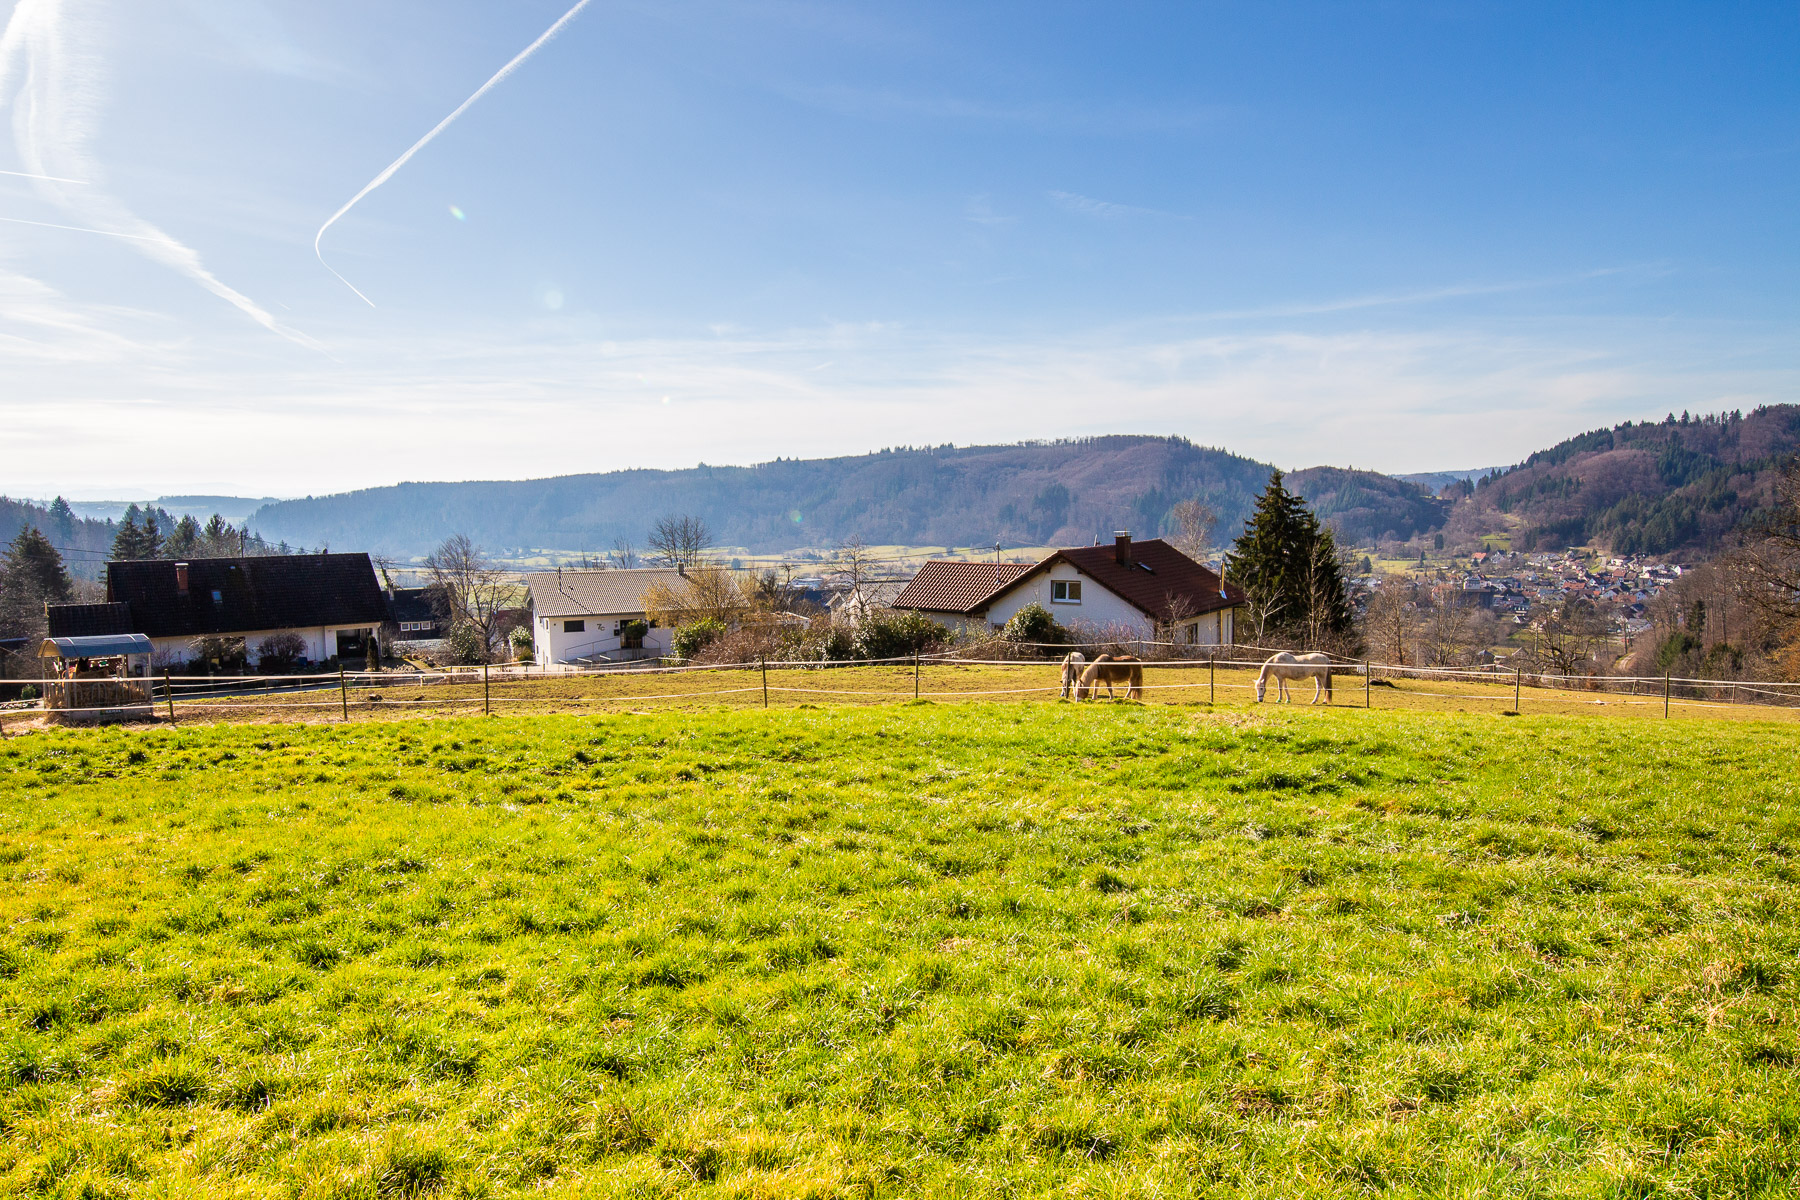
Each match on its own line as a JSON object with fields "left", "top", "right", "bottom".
{"left": 386, "top": 586, "right": 446, "bottom": 641}
{"left": 522, "top": 568, "right": 687, "bottom": 666}
{"left": 45, "top": 553, "right": 388, "bottom": 668}
{"left": 894, "top": 533, "right": 1245, "bottom": 644}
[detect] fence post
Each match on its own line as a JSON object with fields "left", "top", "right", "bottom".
{"left": 1210, "top": 657, "right": 1216, "bottom": 705}
{"left": 483, "top": 662, "right": 490, "bottom": 716}
{"left": 913, "top": 653, "right": 920, "bottom": 700}
{"left": 1363, "top": 660, "right": 1371, "bottom": 708}
{"left": 339, "top": 665, "right": 348, "bottom": 721}
{"left": 761, "top": 657, "right": 769, "bottom": 708}
{"left": 1664, "top": 672, "right": 1671, "bottom": 719}
{"left": 164, "top": 669, "right": 176, "bottom": 725}
{"left": 1514, "top": 667, "right": 1521, "bottom": 713}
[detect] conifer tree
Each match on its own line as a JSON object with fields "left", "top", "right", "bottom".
{"left": 0, "top": 526, "right": 72, "bottom": 639}
{"left": 109, "top": 504, "right": 162, "bottom": 561}
{"left": 1224, "top": 470, "right": 1352, "bottom": 646}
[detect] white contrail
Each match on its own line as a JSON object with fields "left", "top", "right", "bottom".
{"left": 0, "top": 213, "right": 164, "bottom": 239}
{"left": 314, "top": 0, "right": 594, "bottom": 306}
{"left": 0, "top": 0, "right": 317, "bottom": 350}
{"left": 0, "top": 167, "right": 86, "bottom": 184}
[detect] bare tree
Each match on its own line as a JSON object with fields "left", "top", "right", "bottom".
{"left": 610, "top": 536, "right": 640, "bottom": 570}
{"left": 642, "top": 564, "right": 744, "bottom": 629}
{"left": 1361, "top": 581, "right": 1419, "bottom": 666}
{"left": 1156, "top": 592, "right": 1199, "bottom": 644}
{"left": 1420, "top": 594, "right": 1474, "bottom": 667}
{"left": 1524, "top": 596, "right": 1613, "bottom": 677}
{"left": 647, "top": 514, "right": 713, "bottom": 568}
{"left": 1738, "top": 458, "right": 1800, "bottom": 673}
{"left": 830, "top": 538, "right": 880, "bottom": 621}
{"left": 424, "top": 534, "right": 512, "bottom": 664}
{"left": 1169, "top": 499, "right": 1217, "bottom": 562}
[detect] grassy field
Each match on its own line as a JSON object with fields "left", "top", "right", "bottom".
{"left": 4, "top": 703, "right": 1800, "bottom": 1197}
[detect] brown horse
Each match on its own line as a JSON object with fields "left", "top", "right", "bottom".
{"left": 1074, "top": 654, "right": 1143, "bottom": 701}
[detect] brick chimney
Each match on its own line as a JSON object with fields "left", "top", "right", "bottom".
{"left": 1113, "top": 531, "right": 1131, "bottom": 566}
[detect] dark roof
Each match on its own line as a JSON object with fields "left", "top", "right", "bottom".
{"left": 94, "top": 554, "right": 386, "bottom": 639}
{"left": 387, "top": 586, "right": 443, "bottom": 625}
{"left": 46, "top": 602, "right": 133, "bottom": 638}
{"left": 1023, "top": 538, "right": 1245, "bottom": 618}
{"left": 892, "top": 561, "right": 1032, "bottom": 613}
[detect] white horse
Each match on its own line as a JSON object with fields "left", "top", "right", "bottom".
{"left": 1255, "top": 651, "right": 1334, "bottom": 704}
{"left": 1057, "top": 652, "right": 1087, "bottom": 699}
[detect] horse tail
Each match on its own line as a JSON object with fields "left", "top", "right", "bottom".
{"left": 1128, "top": 663, "right": 1143, "bottom": 699}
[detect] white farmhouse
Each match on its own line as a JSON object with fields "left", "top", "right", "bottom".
{"left": 893, "top": 532, "right": 1244, "bottom": 644}
{"left": 45, "top": 553, "right": 389, "bottom": 670}
{"left": 522, "top": 568, "right": 688, "bottom": 666}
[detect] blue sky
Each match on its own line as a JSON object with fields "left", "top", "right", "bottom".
{"left": 2, "top": 0, "right": 1797, "bottom": 498}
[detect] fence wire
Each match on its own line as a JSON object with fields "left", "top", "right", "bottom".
{"left": 4, "top": 649, "right": 1799, "bottom": 733}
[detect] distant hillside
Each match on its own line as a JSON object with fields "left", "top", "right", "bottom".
{"left": 0, "top": 497, "right": 115, "bottom": 580}
{"left": 1288, "top": 467, "right": 1450, "bottom": 545}
{"left": 1440, "top": 405, "right": 1800, "bottom": 555}
{"left": 1395, "top": 468, "right": 1506, "bottom": 495}
{"left": 248, "top": 437, "right": 1284, "bottom": 561}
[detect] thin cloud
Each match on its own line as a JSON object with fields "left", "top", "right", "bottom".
{"left": 0, "top": 0, "right": 315, "bottom": 349}
{"left": 1047, "top": 189, "right": 1183, "bottom": 220}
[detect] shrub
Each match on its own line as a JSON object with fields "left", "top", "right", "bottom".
{"left": 256, "top": 633, "right": 307, "bottom": 674}
{"left": 507, "top": 626, "right": 534, "bottom": 661}
{"left": 1001, "top": 603, "right": 1067, "bottom": 646}
{"left": 19, "top": 685, "right": 37, "bottom": 701}
{"left": 851, "top": 610, "right": 949, "bottom": 660}
{"left": 444, "top": 624, "right": 486, "bottom": 666}
{"left": 670, "top": 618, "right": 727, "bottom": 660}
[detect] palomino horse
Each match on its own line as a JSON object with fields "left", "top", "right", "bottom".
{"left": 1075, "top": 654, "right": 1143, "bottom": 701}
{"left": 1057, "top": 652, "right": 1087, "bottom": 699}
{"left": 1255, "top": 651, "right": 1334, "bottom": 703}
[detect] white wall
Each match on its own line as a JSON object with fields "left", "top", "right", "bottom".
{"left": 534, "top": 612, "right": 672, "bottom": 666}
{"left": 983, "top": 561, "right": 1155, "bottom": 637}
{"left": 152, "top": 624, "right": 375, "bottom": 668}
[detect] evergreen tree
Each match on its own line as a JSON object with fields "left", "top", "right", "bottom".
{"left": 165, "top": 514, "right": 202, "bottom": 557}
{"left": 46, "top": 496, "right": 74, "bottom": 543}
{"left": 109, "top": 503, "right": 163, "bottom": 560}
{"left": 1223, "top": 470, "right": 1352, "bottom": 646}
{"left": 0, "top": 526, "right": 72, "bottom": 639}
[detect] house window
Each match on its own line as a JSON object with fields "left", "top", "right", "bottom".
{"left": 210, "top": 590, "right": 223, "bottom": 606}
{"left": 564, "top": 619, "right": 585, "bottom": 633}
{"left": 1051, "top": 580, "right": 1082, "bottom": 604}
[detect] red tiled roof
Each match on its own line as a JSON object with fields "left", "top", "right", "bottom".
{"left": 892, "top": 560, "right": 1032, "bottom": 613}
{"left": 894, "top": 538, "right": 1244, "bottom": 620}
{"left": 1045, "top": 538, "right": 1245, "bottom": 619}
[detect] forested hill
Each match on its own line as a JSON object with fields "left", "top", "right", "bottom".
{"left": 0, "top": 497, "right": 115, "bottom": 580}
{"left": 248, "top": 437, "right": 1280, "bottom": 560}
{"left": 1440, "top": 404, "right": 1800, "bottom": 554}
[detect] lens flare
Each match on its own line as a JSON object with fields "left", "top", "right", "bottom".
{"left": 449, "top": 205, "right": 466, "bottom": 221}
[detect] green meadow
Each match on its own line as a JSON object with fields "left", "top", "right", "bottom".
{"left": 3, "top": 704, "right": 1799, "bottom": 1198}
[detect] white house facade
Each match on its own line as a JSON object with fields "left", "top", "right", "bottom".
{"left": 894, "top": 533, "right": 1242, "bottom": 644}
{"left": 523, "top": 568, "right": 685, "bottom": 666}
